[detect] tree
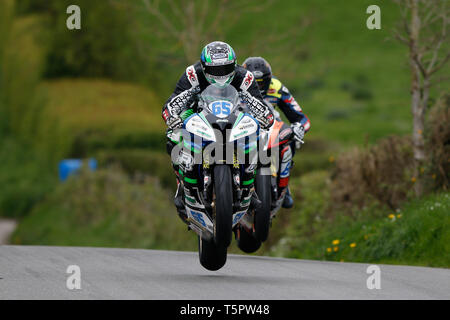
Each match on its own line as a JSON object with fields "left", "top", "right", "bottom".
{"left": 393, "top": 0, "right": 449, "bottom": 196}
{"left": 136, "top": 0, "right": 273, "bottom": 63}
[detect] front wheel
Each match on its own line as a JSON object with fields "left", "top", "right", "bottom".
{"left": 213, "top": 165, "right": 233, "bottom": 248}
{"left": 198, "top": 236, "right": 227, "bottom": 271}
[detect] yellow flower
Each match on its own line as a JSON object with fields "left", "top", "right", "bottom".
{"left": 329, "top": 156, "right": 335, "bottom": 163}
{"left": 332, "top": 239, "right": 340, "bottom": 245}
{"left": 388, "top": 214, "right": 395, "bottom": 219}
{"left": 350, "top": 243, "right": 357, "bottom": 248}
{"left": 411, "top": 177, "right": 417, "bottom": 183}
{"left": 333, "top": 246, "right": 339, "bottom": 252}
{"left": 364, "top": 235, "right": 369, "bottom": 240}
{"left": 326, "top": 247, "right": 332, "bottom": 253}
{"left": 397, "top": 214, "right": 402, "bottom": 219}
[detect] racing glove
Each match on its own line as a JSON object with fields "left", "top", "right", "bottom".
{"left": 238, "top": 90, "right": 274, "bottom": 129}
{"left": 163, "top": 86, "right": 200, "bottom": 129}
{"left": 291, "top": 122, "right": 305, "bottom": 149}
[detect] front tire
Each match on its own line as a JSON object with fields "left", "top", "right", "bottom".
{"left": 198, "top": 236, "right": 227, "bottom": 271}
{"left": 198, "top": 165, "right": 232, "bottom": 271}
{"left": 213, "top": 165, "right": 233, "bottom": 248}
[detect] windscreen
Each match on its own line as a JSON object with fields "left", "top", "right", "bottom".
{"left": 200, "top": 85, "right": 240, "bottom": 118}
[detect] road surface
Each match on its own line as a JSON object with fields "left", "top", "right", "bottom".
{"left": 0, "top": 245, "right": 448, "bottom": 299}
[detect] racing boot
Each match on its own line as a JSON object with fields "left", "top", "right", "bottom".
{"left": 282, "top": 187, "right": 294, "bottom": 209}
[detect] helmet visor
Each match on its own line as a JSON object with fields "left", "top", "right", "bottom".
{"left": 256, "top": 76, "right": 271, "bottom": 95}
{"left": 203, "top": 63, "right": 235, "bottom": 77}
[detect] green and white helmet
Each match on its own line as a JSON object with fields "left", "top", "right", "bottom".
{"left": 200, "top": 41, "right": 237, "bottom": 87}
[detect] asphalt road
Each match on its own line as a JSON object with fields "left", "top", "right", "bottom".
{"left": 0, "top": 245, "right": 449, "bottom": 299}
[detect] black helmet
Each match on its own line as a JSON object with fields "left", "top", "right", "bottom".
{"left": 242, "top": 57, "right": 272, "bottom": 96}
{"left": 200, "top": 41, "right": 237, "bottom": 87}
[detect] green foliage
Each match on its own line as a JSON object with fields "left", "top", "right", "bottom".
{"left": 96, "top": 149, "right": 174, "bottom": 190}
{"left": 11, "top": 168, "right": 196, "bottom": 251}
{"left": 38, "top": 79, "right": 165, "bottom": 162}
{"left": 271, "top": 169, "right": 450, "bottom": 267}
{"left": 18, "top": 0, "right": 153, "bottom": 83}
{"left": 0, "top": 138, "right": 56, "bottom": 218}
{"left": 425, "top": 97, "right": 450, "bottom": 190}
{"left": 0, "top": 2, "right": 46, "bottom": 140}
{"left": 329, "top": 135, "right": 415, "bottom": 215}
{"left": 289, "top": 192, "right": 449, "bottom": 267}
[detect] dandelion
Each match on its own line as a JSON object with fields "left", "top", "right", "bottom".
{"left": 326, "top": 247, "right": 332, "bottom": 253}
{"left": 332, "top": 239, "right": 340, "bottom": 245}
{"left": 329, "top": 156, "right": 335, "bottom": 163}
{"left": 411, "top": 177, "right": 417, "bottom": 183}
{"left": 397, "top": 214, "right": 402, "bottom": 219}
{"left": 350, "top": 243, "right": 357, "bottom": 248}
{"left": 333, "top": 246, "right": 339, "bottom": 252}
{"left": 388, "top": 214, "right": 395, "bottom": 219}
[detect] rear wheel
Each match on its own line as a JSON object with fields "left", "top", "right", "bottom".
{"left": 254, "top": 169, "right": 271, "bottom": 242}
{"left": 236, "top": 226, "right": 262, "bottom": 253}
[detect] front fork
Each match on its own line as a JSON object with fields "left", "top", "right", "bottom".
{"left": 202, "top": 153, "right": 254, "bottom": 213}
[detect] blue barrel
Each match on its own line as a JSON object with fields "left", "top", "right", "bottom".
{"left": 58, "top": 158, "right": 97, "bottom": 182}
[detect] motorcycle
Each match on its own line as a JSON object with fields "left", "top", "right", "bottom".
{"left": 172, "top": 84, "right": 269, "bottom": 271}
{"left": 235, "top": 113, "right": 295, "bottom": 253}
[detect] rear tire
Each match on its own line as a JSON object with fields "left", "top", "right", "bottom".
{"left": 237, "top": 227, "right": 262, "bottom": 253}
{"left": 254, "top": 169, "right": 271, "bottom": 242}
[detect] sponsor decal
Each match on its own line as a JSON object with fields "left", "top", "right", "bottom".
{"left": 245, "top": 163, "right": 257, "bottom": 173}
{"left": 190, "top": 210, "right": 207, "bottom": 228}
{"left": 280, "top": 162, "right": 291, "bottom": 177}
{"left": 279, "top": 128, "right": 292, "bottom": 140}
{"left": 186, "top": 66, "right": 198, "bottom": 86}
{"left": 162, "top": 109, "right": 170, "bottom": 121}
{"left": 240, "top": 71, "right": 254, "bottom": 91}
{"left": 179, "top": 151, "right": 194, "bottom": 171}
{"left": 238, "top": 124, "right": 255, "bottom": 130}
{"left": 212, "top": 52, "right": 227, "bottom": 59}
{"left": 244, "top": 73, "right": 254, "bottom": 86}
{"left": 232, "top": 211, "right": 247, "bottom": 226}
